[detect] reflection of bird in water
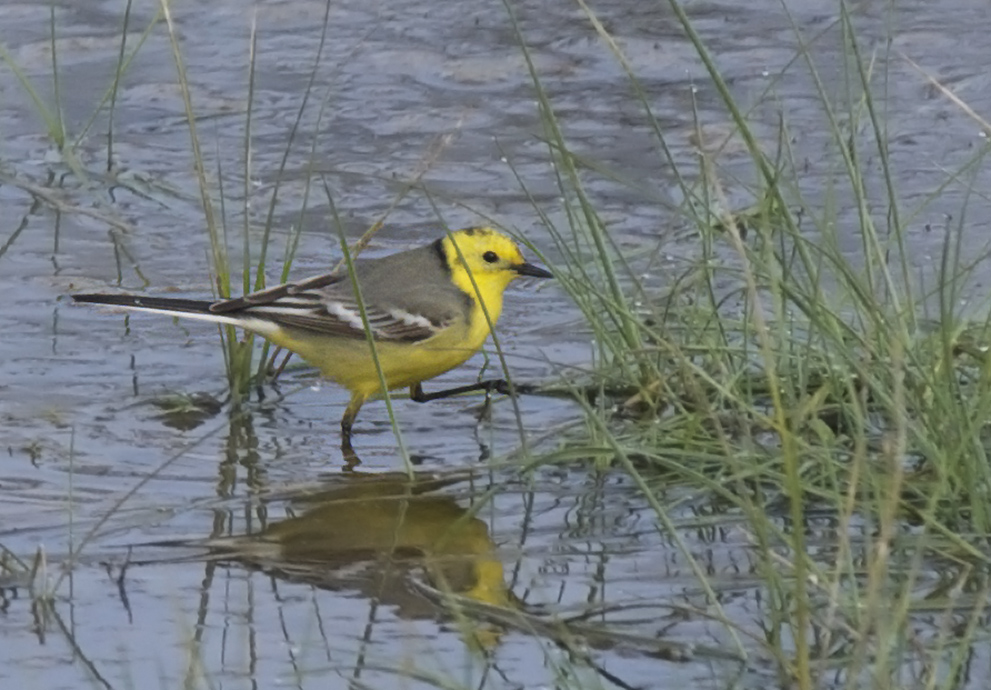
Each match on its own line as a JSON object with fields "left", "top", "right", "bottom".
{"left": 194, "top": 472, "right": 512, "bottom": 622}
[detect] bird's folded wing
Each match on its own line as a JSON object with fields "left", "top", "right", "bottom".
{"left": 230, "top": 293, "right": 447, "bottom": 342}
{"left": 264, "top": 298, "right": 444, "bottom": 341}
{"left": 206, "top": 271, "right": 454, "bottom": 342}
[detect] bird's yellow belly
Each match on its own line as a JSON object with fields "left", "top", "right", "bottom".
{"left": 270, "top": 311, "right": 493, "bottom": 400}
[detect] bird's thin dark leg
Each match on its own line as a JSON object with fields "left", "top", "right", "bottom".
{"left": 340, "top": 395, "right": 364, "bottom": 465}
{"left": 341, "top": 420, "right": 356, "bottom": 454}
{"left": 409, "top": 379, "right": 532, "bottom": 403}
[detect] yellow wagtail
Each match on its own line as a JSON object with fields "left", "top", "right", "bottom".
{"left": 72, "top": 227, "right": 552, "bottom": 451}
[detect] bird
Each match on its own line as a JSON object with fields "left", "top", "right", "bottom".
{"left": 72, "top": 226, "right": 553, "bottom": 454}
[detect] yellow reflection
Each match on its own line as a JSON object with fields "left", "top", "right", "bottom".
{"left": 207, "top": 472, "right": 511, "bottom": 642}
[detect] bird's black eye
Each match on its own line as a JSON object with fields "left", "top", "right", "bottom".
{"left": 483, "top": 251, "right": 499, "bottom": 263}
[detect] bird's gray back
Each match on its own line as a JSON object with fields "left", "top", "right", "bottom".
{"left": 335, "top": 241, "right": 472, "bottom": 326}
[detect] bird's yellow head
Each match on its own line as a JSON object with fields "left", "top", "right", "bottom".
{"left": 441, "top": 227, "right": 552, "bottom": 300}
{"left": 439, "top": 227, "right": 552, "bottom": 329}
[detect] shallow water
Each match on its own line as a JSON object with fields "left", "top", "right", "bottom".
{"left": 3, "top": 0, "right": 991, "bottom": 688}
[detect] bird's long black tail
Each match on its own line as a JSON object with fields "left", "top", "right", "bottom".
{"left": 72, "top": 292, "right": 281, "bottom": 336}
{"left": 71, "top": 293, "right": 215, "bottom": 314}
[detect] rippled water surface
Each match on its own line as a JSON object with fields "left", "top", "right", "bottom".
{"left": 3, "top": 0, "right": 991, "bottom": 688}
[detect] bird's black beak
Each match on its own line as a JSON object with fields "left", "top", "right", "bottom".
{"left": 515, "top": 262, "right": 553, "bottom": 279}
